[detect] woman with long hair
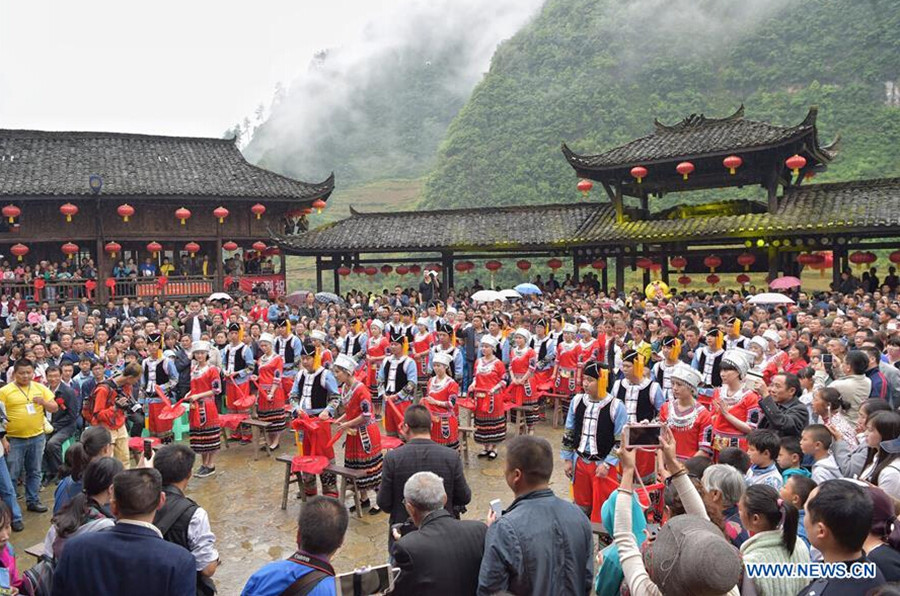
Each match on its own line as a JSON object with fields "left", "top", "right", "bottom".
{"left": 865, "top": 485, "right": 900, "bottom": 581}
{"left": 859, "top": 410, "right": 900, "bottom": 499}
{"left": 739, "top": 484, "right": 809, "bottom": 595}
{"left": 53, "top": 426, "right": 113, "bottom": 515}
{"left": 812, "top": 386, "right": 857, "bottom": 447}
{"left": 44, "top": 457, "right": 122, "bottom": 559}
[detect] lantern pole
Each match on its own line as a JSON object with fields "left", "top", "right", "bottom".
{"left": 661, "top": 256, "right": 670, "bottom": 286}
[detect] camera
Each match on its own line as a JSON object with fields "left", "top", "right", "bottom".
{"left": 623, "top": 422, "right": 664, "bottom": 449}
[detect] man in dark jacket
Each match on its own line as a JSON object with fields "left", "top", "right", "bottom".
{"left": 51, "top": 469, "right": 196, "bottom": 596}
{"left": 172, "top": 333, "right": 193, "bottom": 399}
{"left": 153, "top": 444, "right": 219, "bottom": 594}
{"left": 42, "top": 365, "right": 79, "bottom": 484}
{"left": 478, "top": 436, "right": 593, "bottom": 596}
{"left": 391, "top": 472, "right": 486, "bottom": 596}
{"left": 758, "top": 372, "right": 809, "bottom": 438}
{"left": 377, "top": 405, "right": 471, "bottom": 547}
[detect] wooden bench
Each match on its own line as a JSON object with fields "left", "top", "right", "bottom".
{"left": 508, "top": 406, "right": 539, "bottom": 435}
{"left": 25, "top": 542, "right": 45, "bottom": 559}
{"left": 543, "top": 393, "right": 569, "bottom": 428}
{"left": 222, "top": 418, "right": 272, "bottom": 461}
{"left": 278, "top": 456, "right": 368, "bottom": 519}
{"left": 458, "top": 426, "right": 475, "bottom": 464}
{"left": 591, "top": 521, "right": 613, "bottom": 548}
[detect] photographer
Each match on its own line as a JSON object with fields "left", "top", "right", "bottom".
{"left": 91, "top": 361, "right": 142, "bottom": 467}
{"left": 418, "top": 271, "right": 440, "bottom": 306}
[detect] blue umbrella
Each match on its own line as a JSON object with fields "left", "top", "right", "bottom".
{"left": 514, "top": 283, "right": 542, "bottom": 296}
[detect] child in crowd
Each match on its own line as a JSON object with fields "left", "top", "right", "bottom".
{"left": 778, "top": 436, "right": 812, "bottom": 482}
{"left": 0, "top": 502, "right": 23, "bottom": 592}
{"left": 800, "top": 424, "right": 842, "bottom": 484}
{"left": 718, "top": 446, "right": 750, "bottom": 475}
{"left": 780, "top": 475, "right": 818, "bottom": 554}
{"left": 745, "top": 429, "right": 783, "bottom": 490}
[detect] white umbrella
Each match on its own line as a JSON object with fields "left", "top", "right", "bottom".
{"left": 499, "top": 289, "right": 522, "bottom": 300}
{"left": 471, "top": 289, "right": 505, "bottom": 303}
{"left": 207, "top": 292, "right": 233, "bottom": 302}
{"left": 748, "top": 292, "right": 795, "bottom": 305}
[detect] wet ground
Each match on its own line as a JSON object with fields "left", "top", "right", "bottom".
{"left": 11, "top": 419, "right": 570, "bottom": 594}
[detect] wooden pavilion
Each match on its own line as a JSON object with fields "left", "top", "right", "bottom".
{"left": 275, "top": 106, "right": 900, "bottom": 298}
{"left": 0, "top": 129, "right": 333, "bottom": 303}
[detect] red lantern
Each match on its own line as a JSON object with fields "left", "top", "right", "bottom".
{"left": 213, "top": 206, "right": 229, "bottom": 224}
{"left": 636, "top": 257, "right": 654, "bottom": 270}
{"left": 547, "top": 258, "right": 563, "bottom": 271}
{"left": 737, "top": 252, "right": 756, "bottom": 272}
{"left": 517, "top": 260, "right": 532, "bottom": 272}
{"left": 485, "top": 261, "right": 502, "bottom": 272}
{"left": 380, "top": 265, "right": 393, "bottom": 275}
{"left": 222, "top": 241, "right": 238, "bottom": 252}
{"left": 117, "top": 203, "right": 135, "bottom": 222}
{"left": 364, "top": 266, "right": 377, "bottom": 277}
{"left": 849, "top": 250, "right": 876, "bottom": 269}
{"left": 184, "top": 242, "right": 200, "bottom": 256}
{"left": 630, "top": 166, "right": 648, "bottom": 184}
{"left": 61, "top": 242, "right": 79, "bottom": 259}
{"left": 785, "top": 154, "right": 807, "bottom": 176}
{"left": 396, "top": 265, "right": 409, "bottom": 276}
{"left": 337, "top": 266, "right": 351, "bottom": 277}
{"left": 409, "top": 265, "right": 422, "bottom": 275}
{"left": 454, "top": 262, "right": 469, "bottom": 273}
{"left": 591, "top": 259, "right": 607, "bottom": 271}
{"left": 670, "top": 256, "right": 687, "bottom": 272}
{"left": 576, "top": 179, "right": 593, "bottom": 196}
{"left": 890, "top": 251, "right": 900, "bottom": 264}
{"left": 430, "top": 263, "right": 443, "bottom": 273}
{"left": 10, "top": 243, "right": 28, "bottom": 261}
{"left": 147, "top": 241, "right": 163, "bottom": 257}
{"left": 808, "top": 252, "right": 833, "bottom": 277}
{"left": 723, "top": 155, "right": 743, "bottom": 175}
{"left": 736, "top": 273, "right": 750, "bottom": 284}
{"left": 60, "top": 203, "right": 78, "bottom": 222}
{"left": 252, "top": 241, "right": 266, "bottom": 253}
{"left": 797, "top": 253, "right": 825, "bottom": 267}
{"left": 676, "top": 161, "right": 695, "bottom": 180}
{"left": 707, "top": 274, "right": 720, "bottom": 286}
{"left": 312, "top": 199, "right": 327, "bottom": 214}
{"left": 2, "top": 205, "right": 20, "bottom": 223}
{"left": 251, "top": 203, "right": 266, "bottom": 220}
{"left": 703, "top": 255, "right": 722, "bottom": 273}
{"left": 677, "top": 275, "right": 692, "bottom": 287}
{"left": 175, "top": 207, "right": 191, "bottom": 225}
{"left": 352, "top": 265, "right": 365, "bottom": 275}
{"left": 105, "top": 241, "right": 121, "bottom": 258}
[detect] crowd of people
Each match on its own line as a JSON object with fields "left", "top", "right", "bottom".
{"left": 0, "top": 266, "right": 897, "bottom": 594}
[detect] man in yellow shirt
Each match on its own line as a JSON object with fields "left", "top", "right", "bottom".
{"left": 0, "top": 359, "right": 58, "bottom": 515}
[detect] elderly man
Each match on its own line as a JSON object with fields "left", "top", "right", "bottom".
{"left": 757, "top": 372, "right": 809, "bottom": 438}
{"left": 391, "top": 472, "right": 487, "bottom": 596}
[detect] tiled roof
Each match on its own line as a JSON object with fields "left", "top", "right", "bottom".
{"left": 272, "top": 202, "right": 600, "bottom": 253}
{"left": 563, "top": 106, "right": 831, "bottom": 170}
{"left": 274, "top": 177, "right": 900, "bottom": 253}
{"left": 0, "top": 129, "right": 334, "bottom": 201}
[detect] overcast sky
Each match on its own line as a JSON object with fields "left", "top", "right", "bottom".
{"left": 0, "top": 0, "right": 398, "bottom": 137}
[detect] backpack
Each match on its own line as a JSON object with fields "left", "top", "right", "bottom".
{"left": 154, "top": 493, "right": 217, "bottom": 596}
{"left": 23, "top": 555, "right": 55, "bottom": 596}
{"left": 82, "top": 380, "right": 117, "bottom": 427}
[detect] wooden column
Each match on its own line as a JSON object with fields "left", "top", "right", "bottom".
{"left": 768, "top": 246, "right": 779, "bottom": 280}
{"left": 661, "top": 256, "right": 670, "bottom": 285}
{"left": 832, "top": 245, "right": 843, "bottom": 291}
{"left": 95, "top": 197, "right": 108, "bottom": 303}
{"left": 214, "top": 237, "right": 223, "bottom": 292}
{"left": 315, "top": 256, "right": 323, "bottom": 292}
{"left": 333, "top": 254, "right": 341, "bottom": 294}
{"left": 571, "top": 251, "right": 580, "bottom": 286}
{"left": 615, "top": 254, "right": 625, "bottom": 291}
{"left": 601, "top": 264, "right": 609, "bottom": 294}
{"left": 441, "top": 252, "right": 452, "bottom": 300}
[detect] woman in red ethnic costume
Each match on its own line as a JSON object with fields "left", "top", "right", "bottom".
{"left": 552, "top": 323, "right": 582, "bottom": 418}
{"left": 710, "top": 350, "right": 761, "bottom": 459}
{"left": 187, "top": 341, "right": 222, "bottom": 478}
{"left": 503, "top": 328, "right": 538, "bottom": 434}
{"left": 658, "top": 364, "right": 713, "bottom": 461}
{"left": 576, "top": 322, "right": 601, "bottom": 387}
{"left": 329, "top": 353, "right": 383, "bottom": 515}
{"left": 468, "top": 335, "right": 507, "bottom": 460}
{"left": 365, "top": 319, "right": 389, "bottom": 418}
{"left": 422, "top": 352, "right": 460, "bottom": 450}
{"left": 254, "top": 333, "right": 287, "bottom": 451}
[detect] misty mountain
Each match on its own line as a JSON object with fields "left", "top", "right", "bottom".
{"left": 244, "top": 0, "right": 543, "bottom": 189}
{"left": 423, "top": 0, "right": 900, "bottom": 209}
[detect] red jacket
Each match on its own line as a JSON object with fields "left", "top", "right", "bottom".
{"left": 93, "top": 381, "right": 129, "bottom": 430}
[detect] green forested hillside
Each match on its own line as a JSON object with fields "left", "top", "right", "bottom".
{"left": 423, "top": 0, "right": 900, "bottom": 210}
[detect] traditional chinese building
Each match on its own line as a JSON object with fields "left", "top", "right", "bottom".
{"left": 276, "top": 106, "right": 900, "bottom": 298}
{"left": 0, "top": 129, "right": 333, "bottom": 302}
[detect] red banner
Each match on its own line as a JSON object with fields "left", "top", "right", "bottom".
{"left": 238, "top": 275, "right": 285, "bottom": 297}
